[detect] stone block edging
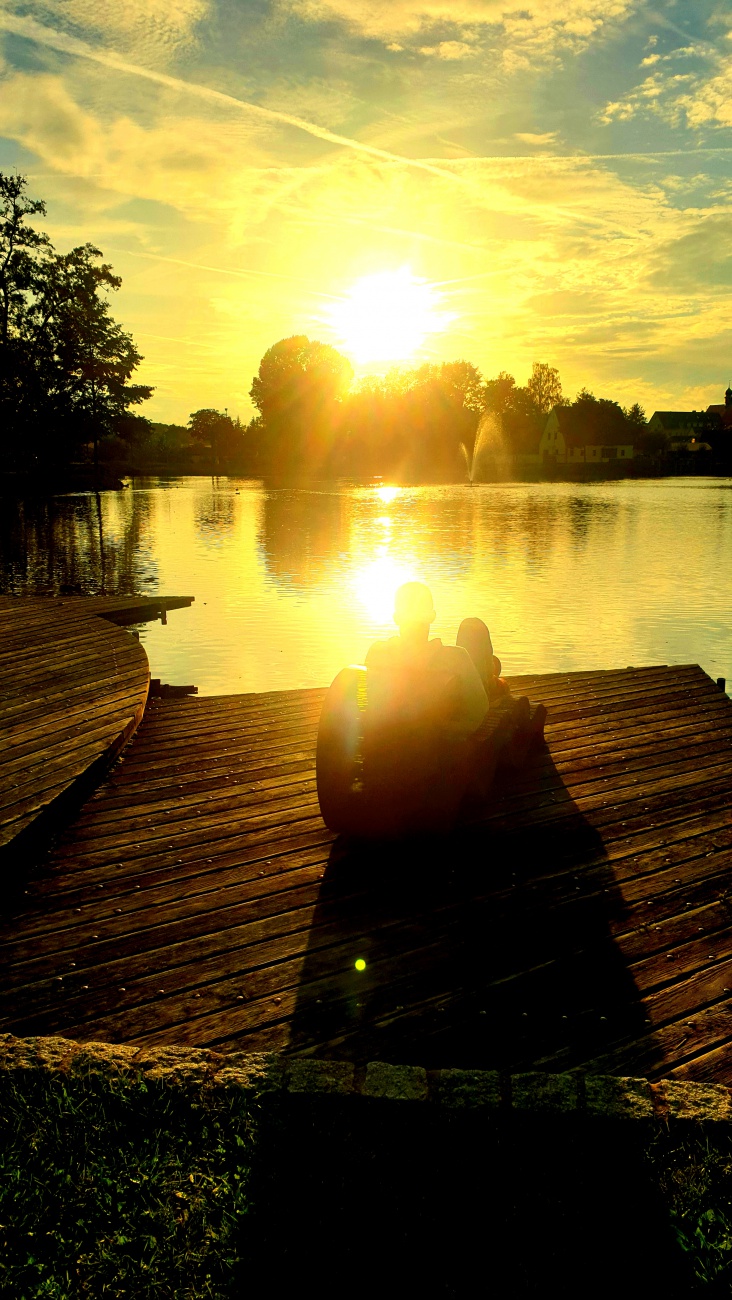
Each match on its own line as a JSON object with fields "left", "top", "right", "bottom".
{"left": 1, "top": 1035, "right": 730, "bottom": 1122}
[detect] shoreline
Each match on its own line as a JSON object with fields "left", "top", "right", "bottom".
{"left": 3, "top": 461, "right": 732, "bottom": 496}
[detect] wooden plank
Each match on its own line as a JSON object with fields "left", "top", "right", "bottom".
{"left": 3, "top": 661, "right": 732, "bottom": 1085}
{"left": 0, "top": 598, "right": 152, "bottom": 866}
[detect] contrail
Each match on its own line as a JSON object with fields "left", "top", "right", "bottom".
{"left": 0, "top": 12, "right": 459, "bottom": 183}
{"left": 104, "top": 246, "right": 342, "bottom": 299}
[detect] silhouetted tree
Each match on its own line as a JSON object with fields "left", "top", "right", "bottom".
{"left": 250, "top": 336, "right": 353, "bottom": 473}
{"left": 526, "top": 361, "right": 563, "bottom": 416}
{"left": 339, "top": 360, "right": 481, "bottom": 480}
{"left": 483, "top": 371, "right": 517, "bottom": 415}
{"left": 567, "top": 391, "right": 632, "bottom": 444}
{"left": 188, "top": 408, "right": 243, "bottom": 469}
{"left": 623, "top": 402, "right": 647, "bottom": 429}
{"left": 0, "top": 173, "right": 152, "bottom": 473}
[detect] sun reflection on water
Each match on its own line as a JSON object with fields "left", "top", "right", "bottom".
{"left": 18, "top": 476, "right": 731, "bottom": 695}
{"left": 352, "top": 555, "right": 419, "bottom": 624}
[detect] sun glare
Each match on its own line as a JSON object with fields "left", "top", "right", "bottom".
{"left": 329, "top": 267, "right": 451, "bottom": 364}
{"left": 353, "top": 556, "right": 417, "bottom": 624}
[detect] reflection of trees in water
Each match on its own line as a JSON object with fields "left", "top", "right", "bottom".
{"left": 0, "top": 490, "right": 156, "bottom": 594}
{"left": 258, "top": 486, "right": 627, "bottom": 601}
{"left": 258, "top": 489, "right": 348, "bottom": 593}
{"left": 468, "top": 489, "right": 620, "bottom": 570}
{"left": 566, "top": 495, "right": 619, "bottom": 553}
{"left": 194, "top": 485, "right": 236, "bottom": 543}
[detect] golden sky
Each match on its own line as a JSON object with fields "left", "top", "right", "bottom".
{"left": 2, "top": 0, "right": 732, "bottom": 422}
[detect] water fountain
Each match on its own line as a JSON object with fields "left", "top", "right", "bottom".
{"left": 461, "top": 409, "right": 506, "bottom": 483}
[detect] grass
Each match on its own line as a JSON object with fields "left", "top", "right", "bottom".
{"left": 0, "top": 1067, "right": 258, "bottom": 1300}
{"left": 3, "top": 1065, "right": 732, "bottom": 1297}
{"left": 646, "top": 1125, "right": 732, "bottom": 1291}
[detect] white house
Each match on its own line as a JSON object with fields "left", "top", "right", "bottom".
{"left": 539, "top": 407, "right": 634, "bottom": 465}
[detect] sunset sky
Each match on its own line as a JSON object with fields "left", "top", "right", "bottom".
{"left": 1, "top": 1, "right": 731, "bottom": 423}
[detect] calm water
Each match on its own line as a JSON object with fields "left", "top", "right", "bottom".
{"left": 3, "top": 476, "right": 732, "bottom": 695}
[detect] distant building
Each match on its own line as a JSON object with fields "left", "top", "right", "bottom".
{"left": 705, "top": 385, "right": 732, "bottom": 430}
{"left": 646, "top": 386, "right": 732, "bottom": 452}
{"left": 539, "top": 406, "right": 634, "bottom": 465}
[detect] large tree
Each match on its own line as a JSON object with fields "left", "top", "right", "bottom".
{"left": 250, "top": 335, "right": 353, "bottom": 473}
{"left": 526, "top": 361, "right": 563, "bottom": 416}
{"left": 0, "top": 173, "right": 152, "bottom": 472}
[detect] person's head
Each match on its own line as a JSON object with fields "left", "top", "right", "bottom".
{"left": 393, "top": 582, "right": 435, "bottom": 642}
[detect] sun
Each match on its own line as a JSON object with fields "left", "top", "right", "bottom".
{"left": 328, "top": 266, "right": 452, "bottom": 364}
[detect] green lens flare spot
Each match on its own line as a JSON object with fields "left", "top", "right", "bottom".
{"left": 354, "top": 958, "right": 366, "bottom": 972}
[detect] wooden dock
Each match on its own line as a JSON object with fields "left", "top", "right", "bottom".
{"left": 0, "top": 595, "right": 193, "bottom": 870}
{"left": 2, "top": 643, "right": 732, "bottom": 1082}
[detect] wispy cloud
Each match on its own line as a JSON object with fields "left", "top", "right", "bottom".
{"left": 286, "top": 0, "right": 636, "bottom": 53}
{"left": 8, "top": 0, "right": 210, "bottom": 59}
{"left": 0, "top": 11, "right": 463, "bottom": 181}
{"left": 1, "top": 0, "right": 729, "bottom": 417}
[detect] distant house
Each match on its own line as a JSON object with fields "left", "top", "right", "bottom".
{"left": 646, "top": 410, "right": 715, "bottom": 453}
{"left": 539, "top": 406, "right": 634, "bottom": 465}
{"left": 705, "top": 385, "right": 732, "bottom": 430}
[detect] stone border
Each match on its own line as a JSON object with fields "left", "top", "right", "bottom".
{"left": 2, "top": 1035, "right": 731, "bottom": 1123}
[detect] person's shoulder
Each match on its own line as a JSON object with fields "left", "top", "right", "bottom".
{"left": 365, "top": 636, "right": 400, "bottom": 669}
{"left": 434, "top": 643, "right": 473, "bottom": 670}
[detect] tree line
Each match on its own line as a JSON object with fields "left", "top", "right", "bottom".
{"left": 1, "top": 172, "right": 653, "bottom": 483}
{"left": 240, "top": 335, "right": 650, "bottom": 479}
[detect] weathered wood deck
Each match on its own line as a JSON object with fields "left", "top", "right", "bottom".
{"left": 2, "top": 659, "right": 732, "bottom": 1082}
{"left": 0, "top": 595, "right": 192, "bottom": 868}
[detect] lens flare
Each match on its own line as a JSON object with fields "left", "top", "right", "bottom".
{"left": 353, "top": 556, "right": 417, "bottom": 623}
{"left": 328, "top": 266, "right": 453, "bottom": 364}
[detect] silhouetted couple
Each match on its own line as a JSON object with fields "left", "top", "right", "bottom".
{"left": 316, "top": 582, "right": 544, "bottom": 837}
{"left": 365, "top": 582, "right": 505, "bottom": 736}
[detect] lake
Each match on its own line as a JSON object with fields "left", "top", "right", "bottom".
{"left": 3, "top": 476, "right": 732, "bottom": 696}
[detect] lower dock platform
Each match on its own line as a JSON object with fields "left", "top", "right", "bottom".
{"left": 2, "top": 662, "right": 732, "bottom": 1082}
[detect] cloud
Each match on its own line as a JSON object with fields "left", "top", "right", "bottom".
{"left": 285, "top": 0, "right": 636, "bottom": 55}
{"left": 514, "top": 131, "right": 558, "bottom": 145}
{"left": 600, "top": 37, "right": 732, "bottom": 129}
{"left": 0, "top": 12, "right": 463, "bottom": 183}
{"left": 418, "top": 40, "right": 476, "bottom": 59}
{"left": 676, "top": 55, "right": 732, "bottom": 128}
{"left": 7, "top": 0, "right": 210, "bottom": 60}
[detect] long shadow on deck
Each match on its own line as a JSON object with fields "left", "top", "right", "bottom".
{"left": 287, "top": 748, "right": 660, "bottom": 1073}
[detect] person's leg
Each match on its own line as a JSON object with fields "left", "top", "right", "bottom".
{"left": 456, "top": 617, "right": 499, "bottom": 692}
{"left": 456, "top": 617, "right": 492, "bottom": 688}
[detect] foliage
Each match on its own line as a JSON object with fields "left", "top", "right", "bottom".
{"left": 623, "top": 402, "right": 647, "bottom": 428}
{"left": 526, "top": 362, "right": 563, "bottom": 416}
{"left": 567, "top": 391, "right": 630, "bottom": 442}
{"left": 646, "top": 1126, "right": 732, "bottom": 1289}
{"left": 249, "top": 335, "right": 353, "bottom": 472}
{"left": 188, "top": 409, "right": 244, "bottom": 465}
{"left": 482, "top": 371, "right": 517, "bottom": 415}
{"left": 340, "top": 360, "right": 480, "bottom": 479}
{"left": 0, "top": 1067, "right": 258, "bottom": 1299}
{"left": 0, "top": 173, "right": 152, "bottom": 472}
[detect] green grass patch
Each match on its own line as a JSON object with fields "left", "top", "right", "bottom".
{"left": 0, "top": 1068, "right": 258, "bottom": 1299}
{"left": 646, "top": 1126, "right": 732, "bottom": 1291}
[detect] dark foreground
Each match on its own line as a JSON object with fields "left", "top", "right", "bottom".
{"left": 3, "top": 1056, "right": 729, "bottom": 1298}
